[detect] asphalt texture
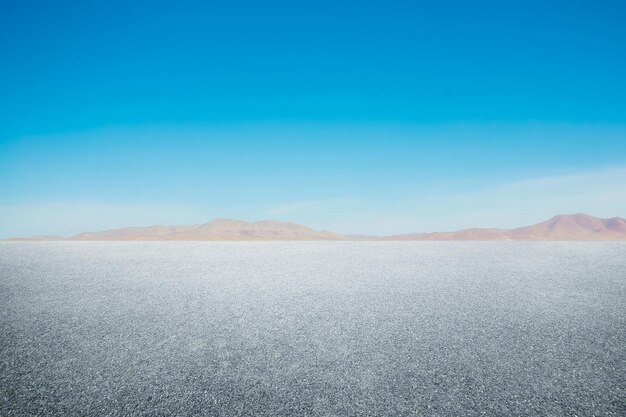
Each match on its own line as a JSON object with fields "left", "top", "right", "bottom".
{"left": 1, "top": 242, "right": 625, "bottom": 416}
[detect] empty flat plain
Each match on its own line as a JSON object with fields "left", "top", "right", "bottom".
{"left": 1, "top": 242, "right": 624, "bottom": 416}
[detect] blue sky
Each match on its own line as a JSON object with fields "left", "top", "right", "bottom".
{"left": 1, "top": 1, "right": 625, "bottom": 237}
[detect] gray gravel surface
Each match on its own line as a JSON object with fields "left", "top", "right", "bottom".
{"left": 1, "top": 242, "right": 625, "bottom": 416}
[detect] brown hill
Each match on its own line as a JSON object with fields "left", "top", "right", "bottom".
{"left": 385, "top": 214, "right": 626, "bottom": 241}
{"left": 69, "top": 218, "right": 344, "bottom": 241}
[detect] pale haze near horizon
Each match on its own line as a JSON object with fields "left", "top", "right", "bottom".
{"left": 2, "top": 124, "right": 626, "bottom": 238}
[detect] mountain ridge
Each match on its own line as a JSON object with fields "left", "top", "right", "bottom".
{"left": 5, "top": 213, "right": 626, "bottom": 241}
{"left": 383, "top": 213, "right": 626, "bottom": 241}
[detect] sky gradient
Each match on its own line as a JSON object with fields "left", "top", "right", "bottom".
{"left": 1, "top": 1, "right": 625, "bottom": 237}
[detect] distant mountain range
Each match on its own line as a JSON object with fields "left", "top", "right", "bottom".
{"left": 8, "top": 219, "right": 344, "bottom": 241}
{"left": 382, "top": 213, "right": 626, "bottom": 241}
{"left": 6, "top": 214, "right": 626, "bottom": 241}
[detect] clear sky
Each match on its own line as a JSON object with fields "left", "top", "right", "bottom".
{"left": 1, "top": 0, "right": 625, "bottom": 237}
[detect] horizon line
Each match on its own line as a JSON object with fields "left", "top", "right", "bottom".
{"left": 5, "top": 212, "right": 626, "bottom": 241}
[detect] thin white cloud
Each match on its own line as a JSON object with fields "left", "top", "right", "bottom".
{"left": 396, "top": 166, "right": 626, "bottom": 233}
{"left": 496, "top": 166, "right": 626, "bottom": 194}
{"left": 317, "top": 166, "right": 626, "bottom": 235}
